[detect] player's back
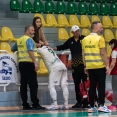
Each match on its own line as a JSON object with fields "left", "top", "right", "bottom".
{"left": 37, "top": 46, "right": 62, "bottom": 71}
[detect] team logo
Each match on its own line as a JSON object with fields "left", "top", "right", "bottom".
{"left": 0, "top": 61, "right": 12, "bottom": 75}
{"left": 20, "top": 41, "right": 22, "bottom": 44}
{"left": 0, "top": 55, "right": 18, "bottom": 82}
{"left": 89, "top": 41, "right": 91, "bottom": 44}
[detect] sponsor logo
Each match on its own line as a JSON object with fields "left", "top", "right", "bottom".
{"left": 0, "top": 56, "right": 18, "bottom": 81}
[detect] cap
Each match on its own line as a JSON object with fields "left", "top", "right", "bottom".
{"left": 71, "top": 25, "right": 80, "bottom": 32}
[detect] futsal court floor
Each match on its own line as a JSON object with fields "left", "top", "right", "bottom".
{"left": 0, "top": 108, "right": 117, "bottom": 117}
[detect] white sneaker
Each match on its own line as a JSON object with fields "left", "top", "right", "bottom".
{"left": 88, "top": 107, "right": 98, "bottom": 113}
{"left": 98, "top": 105, "right": 111, "bottom": 113}
{"left": 47, "top": 104, "right": 59, "bottom": 110}
{"left": 60, "top": 105, "right": 69, "bottom": 110}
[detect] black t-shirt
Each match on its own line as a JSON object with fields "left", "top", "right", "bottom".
{"left": 56, "top": 35, "right": 85, "bottom": 67}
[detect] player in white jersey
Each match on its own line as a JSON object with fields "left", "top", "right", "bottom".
{"left": 37, "top": 46, "right": 69, "bottom": 110}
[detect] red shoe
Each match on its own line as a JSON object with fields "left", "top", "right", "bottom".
{"left": 107, "top": 106, "right": 116, "bottom": 110}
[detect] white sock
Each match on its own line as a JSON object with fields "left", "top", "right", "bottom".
{"left": 53, "top": 100, "right": 57, "bottom": 105}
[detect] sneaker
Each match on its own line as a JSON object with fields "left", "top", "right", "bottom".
{"left": 47, "top": 103, "right": 59, "bottom": 110}
{"left": 98, "top": 105, "right": 111, "bottom": 113}
{"left": 82, "top": 104, "right": 90, "bottom": 108}
{"left": 23, "top": 105, "right": 32, "bottom": 110}
{"left": 88, "top": 107, "right": 98, "bottom": 113}
{"left": 72, "top": 103, "right": 82, "bottom": 108}
{"left": 32, "top": 105, "right": 45, "bottom": 110}
{"left": 60, "top": 105, "right": 69, "bottom": 110}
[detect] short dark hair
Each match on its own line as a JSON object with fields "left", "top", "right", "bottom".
{"left": 91, "top": 21, "right": 101, "bottom": 29}
{"left": 109, "top": 39, "right": 117, "bottom": 50}
{"left": 25, "top": 25, "right": 33, "bottom": 32}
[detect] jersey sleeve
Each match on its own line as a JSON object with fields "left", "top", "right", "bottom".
{"left": 99, "top": 36, "right": 105, "bottom": 48}
{"left": 26, "top": 38, "right": 35, "bottom": 51}
{"left": 11, "top": 43, "right": 18, "bottom": 51}
{"left": 112, "top": 50, "right": 117, "bottom": 58}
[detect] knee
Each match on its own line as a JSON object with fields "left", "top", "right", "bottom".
{"left": 29, "top": 84, "right": 38, "bottom": 90}
{"left": 48, "top": 85, "right": 54, "bottom": 90}
{"left": 61, "top": 84, "right": 67, "bottom": 89}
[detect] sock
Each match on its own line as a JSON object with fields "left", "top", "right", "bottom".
{"left": 53, "top": 100, "right": 57, "bottom": 105}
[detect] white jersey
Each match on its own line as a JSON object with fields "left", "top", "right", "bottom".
{"left": 37, "top": 46, "right": 63, "bottom": 71}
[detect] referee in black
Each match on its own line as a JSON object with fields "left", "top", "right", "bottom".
{"left": 53, "top": 25, "right": 88, "bottom": 108}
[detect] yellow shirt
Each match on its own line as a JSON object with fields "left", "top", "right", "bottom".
{"left": 82, "top": 33, "right": 105, "bottom": 69}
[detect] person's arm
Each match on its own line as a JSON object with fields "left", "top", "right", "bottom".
{"left": 109, "top": 58, "right": 116, "bottom": 71}
{"left": 28, "top": 51, "right": 36, "bottom": 63}
{"left": 99, "top": 37, "right": 109, "bottom": 67}
{"left": 82, "top": 39, "right": 88, "bottom": 75}
{"left": 108, "top": 51, "right": 117, "bottom": 75}
{"left": 40, "top": 28, "right": 49, "bottom": 46}
{"left": 26, "top": 38, "right": 39, "bottom": 71}
{"left": 28, "top": 51, "right": 38, "bottom": 71}
{"left": 81, "top": 38, "right": 86, "bottom": 67}
{"left": 82, "top": 48, "right": 88, "bottom": 75}
{"left": 99, "top": 37, "right": 109, "bottom": 74}
{"left": 36, "top": 43, "right": 43, "bottom": 48}
{"left": 53, "top": 39, "right": 70, "bottom": 51}
{"left": 82, "top": 49, "right": 86, "bottom": 67}
{"left": 100, "top": 48, "right": 109, "bottom": 67}
{"left": 11, "top": 43, "right": 18, "bottom": 52}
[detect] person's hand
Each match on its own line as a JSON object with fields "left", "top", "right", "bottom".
{"left": 36, "top": 43, "right": 42, "bottom": 48}
{"left": 46, "top": 45, "right": 51, "bottom": 49}
{"left": 84, "top": 68, "right": 88, "bottom": 75}
{"left": 53, "top": 47, "right": 57, "bottom": 50}
{"left": 106, "top": 66, "right": 109, "bottom": 74}
{"left": 39, "top": 41, "right": 44, "bottom": 45}
{"left": 87, "top": 75, "right": 89, "bottom": 80}
{"left": 106, "top": 68, "right": 111, "bottom": 76}
{"left": 34, "top": 62, "right": 39, "bottom": 71}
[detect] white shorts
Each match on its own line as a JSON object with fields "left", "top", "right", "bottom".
{"left": 49, "top": 62, "right": 68, "bottom": 86}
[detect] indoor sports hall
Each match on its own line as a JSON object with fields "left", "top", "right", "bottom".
{"left": 0, "top": 0, "right": 117, "bottom": 117}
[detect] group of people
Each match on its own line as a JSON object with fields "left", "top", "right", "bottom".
{"left": 11, "top": 16, "right": 117, "bottom": 113}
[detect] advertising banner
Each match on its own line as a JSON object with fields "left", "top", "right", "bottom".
{"left": 0, "top": 54, "right": 20, "bottom": 83}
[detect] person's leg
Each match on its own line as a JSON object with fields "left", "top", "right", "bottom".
{"left": 93, "top": 68, "right": 111, "bottom": 113}
{"left": 72, "top": 67, "right": 82, "bottom": 107}
{"left": 27, "top": 63, "right": 39, "bottom": 105}
{"left": 48, "top": 84, "right": 57, "bottom": 106}
{"left": 96, "top": 68, "right": 106, "bottom": 106}
{"left": 27, "top": 63, "right": 44, "bottom": 109}
{"left": 81, "top": 72, "right": 89, "bottom": 108}
{"left": 111, "top": 75, "right": 117, "bottom": 106}
{"left": 19, "top": 62, "right": 29, "bottom": 107}
{"left": 61, "top": 70, "right": 69, "bottom": 106}
{"left": 47, "top": 68, "right": 61, "bottom": 110}
{"left": 88, "top": 69, "right": 97, "bottom": 107}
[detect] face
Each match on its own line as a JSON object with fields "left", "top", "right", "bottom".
{"left": 110, "top": 43, "right": 114, "bottom": 49}
{"left": 27, "top": 26, "right": 35, "bottom": 38}
{"left": 72, "top": 29, "right": 80, "bottom": 38}
{"left": 35, "top": 18, "right": 42, "bottom": 28}
{"left": 96, "top": 23, "right": 103, "bottom": 35}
